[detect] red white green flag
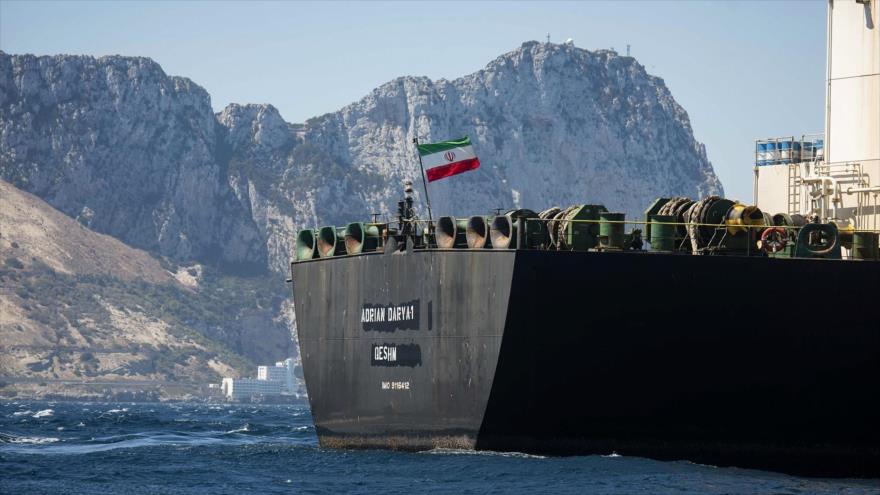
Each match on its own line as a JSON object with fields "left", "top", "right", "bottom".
{"left": 417, "top": 136, "right": 480, "bottom": 182}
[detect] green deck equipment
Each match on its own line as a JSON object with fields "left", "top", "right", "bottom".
{"left": 466, "top": 216, "right": 493, "bottom": 249}
{"left": 317, "top": 226, "right": 347, "bottom": 258}
{"left": 557, "top": 204, "right": 607, "bottom": 250}
{"left": 794, "top": 223, "right": 841, "bottom": 259}
{"left": 344, "top": 222, "right": 382, "bottom": 255}
{"left": 643, "top": 197, "right": 671, "bottom": 241}
{"left": 490, "top": 209, "right": 541, "bottom": 249}
{"left": 295, "top": 229, "right": 319, "bottom": 261}
{"left": 436, "top": 216, "right": 468, "bottom": 249}
{"left": 650, "top": 215, "right": 676, "bottom": 252}
{"left": 598, "top": 212, "right": 626, "bottom": 250}
{"left": 852, "top": 231, "right": 879, "bottom": 260}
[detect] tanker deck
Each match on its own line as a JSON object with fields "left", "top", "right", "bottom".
{"left": 290, "top": 200, "right": 880, "bottom": 478}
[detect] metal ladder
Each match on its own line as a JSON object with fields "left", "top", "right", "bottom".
{"left": 787, "top": 163, "right": 801, "bottom": 215}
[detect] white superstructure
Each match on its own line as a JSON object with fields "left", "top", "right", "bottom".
{"left": 755, "top": 0, "right": 879, "bottom": 231}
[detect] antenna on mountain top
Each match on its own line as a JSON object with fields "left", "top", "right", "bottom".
{"left": 627, "top": 44, "right": 631, "bottom": 57}
{"left": 546, "top": 33, "right": 551, "bottom": 44}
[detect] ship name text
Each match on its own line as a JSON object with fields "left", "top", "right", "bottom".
{"left": 361, "top": 299, "right": 421, "bottom": 332}
{"left": 370, "top": 343, "right": 422, "bottom": 367}
{"left": 373, "top": 345, "right": 397, "bottom": 362}
{"left": 361, "top": 304, "right": 415, "bottom": 324}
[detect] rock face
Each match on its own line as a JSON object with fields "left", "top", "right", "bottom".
{"left": 1, "top": 42, "right": 723, "bottom": 275}
{"left": 0, "top": 179, "right": 172, "bottom": 283}
{"left": 304, "top": 42, "right": 722, "bottom": 221}
{"left": 0, "top": 179, "right": 290, "bottom": 395}
{"left": 0, "top": 53, "right": 266, "bottom": 272}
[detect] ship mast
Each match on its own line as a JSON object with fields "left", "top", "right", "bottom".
{"left": 412, "top": 137, "right": 434, "bottom": 226}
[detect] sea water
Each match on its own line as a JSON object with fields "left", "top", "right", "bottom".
{"left": 1, "top": 401, "right": 877, "bottom": 494}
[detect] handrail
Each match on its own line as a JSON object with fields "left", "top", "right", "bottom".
{"left": 294, "top": 216, "right": 880, "bottom": 263}
{"left": 386, "top": 216, "right": 880, "bottom": 234}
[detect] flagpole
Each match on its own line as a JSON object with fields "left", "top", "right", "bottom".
{"left": 413, "top": 137, "right": 434, "bottom": 227}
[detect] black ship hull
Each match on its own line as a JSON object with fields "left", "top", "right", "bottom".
{"left": 291, "top": 249, "right": 880, "bottom": 477}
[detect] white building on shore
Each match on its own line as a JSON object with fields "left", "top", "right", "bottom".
{"left": 257, "top": 358, "right": 296, "bottom": 393}
{"left": 221, "top": 358, "right": 299, "bottom": 401}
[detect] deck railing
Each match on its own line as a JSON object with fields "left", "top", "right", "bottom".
{"left": 294, "top": 216, "right": 880, "bottom": 262}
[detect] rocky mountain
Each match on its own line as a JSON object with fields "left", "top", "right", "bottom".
{"left": 0, "top": 178, "right": 172, "bottom": 284}
{"left": 0, "top": 179, "right": 293, "bottom": 400}
{"left": 0, "top": 53, "right": 266, "bottom": 273}
{"left": 0, "top": 43, "right": 723, "bottom": 398}
{"left": 303, "top": 41, "right": 722, "bottom": 221}
{"left": 1, "top": 42, "right": 722, "bottom": 275}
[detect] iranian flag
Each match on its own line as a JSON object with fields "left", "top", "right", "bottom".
{"left": 418, "top": 136, "right": 481, "bottom": 182}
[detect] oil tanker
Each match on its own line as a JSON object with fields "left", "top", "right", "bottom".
{"left": 289, "top": 0, "right": 879, "bottom": 477}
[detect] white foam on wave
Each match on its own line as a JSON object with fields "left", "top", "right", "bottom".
{"left": 12, "top": 410, "right": 33, "bottom": 417}
{"left": 226, "top": 424, "right": 250, "bottom": 434}
{"left": 603, "top": 452, "right": 622, "bottom": 458}
{"left": 32, "top": 409, "right": 54, "bottom": 418}
{"left": 420, "top": 448, "right": 546, "bottom": 459}
{"left": 9, "top": 435, "right": 60, "bottom": 445}
{"left": 105, "top": 408, "right": 128, "bottom": 414}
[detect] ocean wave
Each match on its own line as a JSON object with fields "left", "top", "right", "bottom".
{"left": 226, "top": 424, "right": 250, "bottom": 434}
{"left": 420, "top": 448, "right": 546, "bottom": 459}
{"left": 13, "top": 436, "right": 60, "bottom": 445}
{"left": 222, "top": 423, "right": 284, "bottom": 436}
{"left": 32, "top": 409, "right": 54, "bottom": 418}
{"left": 10, "top": 429, "right": 302, "bottom": 455}
{"left": 0, "top": 432, "right": 60, "bottom": 444}
{"left": 3, "top": 402, "right": 878, "bottom": 494}
{"left": 12, "top": 410, "right": 33, "bottom": 417}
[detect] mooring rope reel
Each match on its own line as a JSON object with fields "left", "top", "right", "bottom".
{"left": 658, "top": 196, "right": 694, "bottom": 238}
{"left": 686, "top": 196, "right": 721, "bottom": 251}
{"left": 538, "top": 206, "right": 562, "bottom": 248}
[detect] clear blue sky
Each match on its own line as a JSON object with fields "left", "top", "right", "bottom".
{"left": 1, "top": 0, "right": 827, "bottom": 201}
